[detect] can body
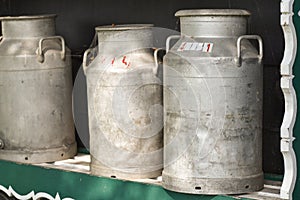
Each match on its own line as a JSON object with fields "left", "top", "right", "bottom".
{"left": 0, "top": 15, "right": 76, "bottom": 163}
{"left": 85, "top": 25, "right": 163, "bottom": 179}
{"left": 162, "top": 9, "right": 263, "bottom": 194}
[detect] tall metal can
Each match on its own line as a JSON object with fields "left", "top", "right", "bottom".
{"left": 83, "top": 25, "right": 163, "bottom": 179}
{"left": 162, "top": 9, "right": 263, "bottom": 194}
{"left": 0, "top": 15, "right": 76, "bottom": 163}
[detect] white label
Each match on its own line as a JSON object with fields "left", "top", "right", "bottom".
{"left": 177, "top": 42, "right": 214, "bottom": 52}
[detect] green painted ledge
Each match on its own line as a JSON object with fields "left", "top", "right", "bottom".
{"left": 0, "top": 160, "right": 248, "bottom": 200}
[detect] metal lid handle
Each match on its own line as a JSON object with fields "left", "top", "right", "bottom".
{"left": 37, "top": 36, "right": 66, "bottom": 63}
{"left": 153, "top": 48, "right": 165, "bottom": 76}
{"left": 236, "top": 35, "right": 263, "bottom": 67}
{"left": 82, "top": 48, "right": 93, "bottom": 75}
{"left": 166, "top": 35, "right": 181, "bottom": 53}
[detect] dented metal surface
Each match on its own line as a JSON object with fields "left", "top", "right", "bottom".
{"left": 84, "top": 25, "right": 163, "bottom": 179}
{"left": 162, "top": 9, "right": 264, "bottom": 194}
{"left": 0, "top": 15, "right": 76, "bottom": 163}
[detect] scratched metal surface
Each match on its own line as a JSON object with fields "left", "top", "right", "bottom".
{"left": 162, "top": 9, "right": 263, "bottom": 194}
{"left": 0, "top": 15, "right": 77, "bottom": 164}
{"left": 84, "top": 25, "right": 163, "bottom": 179}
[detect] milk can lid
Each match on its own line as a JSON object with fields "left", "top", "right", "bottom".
{"left": 175, "top": 9, "right": 251, "bottom": 17}
{"left": 96, "top": 24, "right": 154, "bottom": 31}
{"left": 0, "top": 14, "right": 57, "bottom": 21}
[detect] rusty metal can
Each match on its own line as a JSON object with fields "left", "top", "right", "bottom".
{"left": 162, "top": 9, "right": 263, "bottom": 194}
{"left": 0, "top": 15, "right": 76, "bottom": 163}
{"left": 83, "top": 24, "right": 163, "bottom": 179}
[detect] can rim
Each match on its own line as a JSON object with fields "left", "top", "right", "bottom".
{"left": 0, "top": 14, "right": 57, "bottom": 21}
{"left": 175, "top": 9, "right": 251, "bottom": 17}
{"left": 95, "top": 24, "right": 154, "bottom": 31}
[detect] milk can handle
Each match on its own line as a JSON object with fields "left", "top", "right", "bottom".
{"left": 0, "top": 138, "right": 4, "bottom": 149}
{"left": 236, "top": 35, "right": 263, "bottom": 67}
{"left": 153, "top": 48, "right": 165, "bottom": 75}
{"left": 82, "top": 48, "right": 93, "bottom": 75}
{"left": 166, "top": 35, "right": 181, "bottom": 53}
{"left": 37, "top": 36, "right": 66, "bottom": 63}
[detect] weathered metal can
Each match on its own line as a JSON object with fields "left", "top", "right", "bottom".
{"left": 0, "top": 15, "right": 76, "bottom": 163}
{"left": 162, "top": 9, "right": 263, "bottom": 194}
{"left": 83, "top": 25, "right": 163, "bottom": 179}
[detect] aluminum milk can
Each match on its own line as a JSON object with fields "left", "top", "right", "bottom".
{"left": 0, "top": 15, "right": 76, "bottom": 163}
{"left": 83, "top": 25, "right": 163, "bottom": 179}
{"left": 162, "top": 9, "right": 263, "bottom": 194}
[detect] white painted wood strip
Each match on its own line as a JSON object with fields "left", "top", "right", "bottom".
{"left": 35, "top": 154, "right": 286, "bottom": 199}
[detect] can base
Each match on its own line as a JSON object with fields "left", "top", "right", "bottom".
{"left": 91, "top": 159, "right": 162, "bottom": 179}
{"left": 162, "top": 171, "right": 264, "bottom": 195}
{"left": 0, "top": 142, "right": 77, "bottom": 164}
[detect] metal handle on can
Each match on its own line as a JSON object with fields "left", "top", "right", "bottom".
{"left": 0, "top": 138, "right": 4, "bottom": 149}
{"left": 82, "top": 48, "right": 93, "bottom": 75}
{"left": 37, "top": 36, "right": 66, "bottom": 63}
{"left": 236, "top": 35, "right": 263, "bottom": 67}
{"left": 153, "top": 48, "right": 165, "bottom": 76}
{"left": 166, "top": 35, "right": 181, "bottom": 53}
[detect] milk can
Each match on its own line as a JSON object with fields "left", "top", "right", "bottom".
{"left": 0, "top": 15, "right": 76, "bottom": 163}
{"left": 162, "top": 9, "right": 263, "bottom": 194}
{"left": 83, "top": 25, "right": 163, "bottom": 179}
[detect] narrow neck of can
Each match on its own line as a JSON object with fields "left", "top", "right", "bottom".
{"left": 96, "top": 29, "right": 153, "bottom": 53}
{"left": 179, "top": 16, "right": 248, "bottom": 37}
{"left": 1, "top": 18, "right": 56, "bottom": 39}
